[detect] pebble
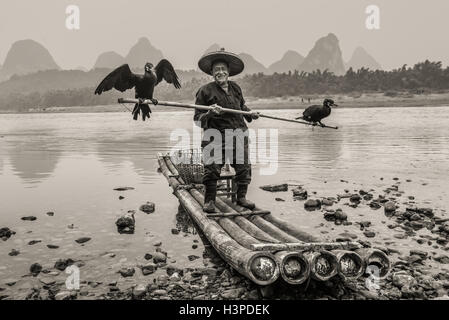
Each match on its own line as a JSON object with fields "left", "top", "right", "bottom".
{"left": 113, "top": 187, "right": 135, "bottom": 191}
{"left": 304, "top": 199, "right": 321, "bottom": 209}
{"left": 171, "top": 229, "right": 180, "bottom": 235}
{"left": 152, "top": 289, "right": 168, "bottom": 296}
{"left": 140, "top": 263, "right": 157, "bottom": 276}
{"left": 384, "top": 202, "right": 396, "bottom": 213}
{"left": 434, "top": 255, "right": 449, "bottom": 264}
{"left": 118, "top": 267, "right": 135, "bottom": 277}
{"left": 144, "top": 253, "right": 153, "bottom": 260}
{"left": 393, "top": 273, "right": 417, "bottom": 289}
{"left": 8, "top": 249, "right": 20, "bottom": 256}
{"left": 188, "top": 255, "right": 200, "bottom": 261}
{"left": 40, "top": 277, "right": 56, "bottom": 286}
{"left": 28, "top": 240, "right": 42, "bottom": 245}
{"left": 221, "top": 288, "right": 245, "bottom": 299}
{"left": 21, "top": 216, "right": 37, "bottom": 221}
{"left": 363, "top": 231, "right": 376, "bottom": 238}
{"left": 369, "top": 201, "right": 382, "bottom": 209}
{"left": 46, "top": 212, "right": 55, "bottom": 216}
{"left": 275, "top": 198, "right": 285, "bottom": 202}
{"left": 75, "top": 237, "right": 91, "bottom": 244}
{"left": 292, "top": 187, "right": 308, "bottom": 200}
{"left": 322, "top": 198, "right": 334, "bottom": 206}
{"left": 55, "top": 291, "right": 73, "bottom": 300}
{"left": 153, "top": 252, "right": 167, "bottom": 264}
{"left": 54, "top": 258, "right": 75, "bottom": 271}
{"left": 260, "top": 184, "right": 288, "bottom": 192}
{"left": 30, "top": 263, "right": 42, "bottom": 276}
{"left": 133, "top": 284, "right": 147, "bottom": 298}
{"left": 47, "top": 245, "right": 59, "bottom": 249}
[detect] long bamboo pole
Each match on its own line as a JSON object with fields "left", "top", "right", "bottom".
{"left": 118, "top": 98, "right": 339, "bottom": 129}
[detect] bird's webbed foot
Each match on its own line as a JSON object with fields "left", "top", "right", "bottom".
{"left": 151, "top": 98, "right": 158, "bottom": 105}
{"left": 140, "top": 104, "right": 152, "bottom": 121}
{"left": 132, "top": 103, "right": 140, "bottom": 121}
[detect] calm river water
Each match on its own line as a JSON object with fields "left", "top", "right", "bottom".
{"left": 1, "top": 106, "right": 449, "bottom": 292}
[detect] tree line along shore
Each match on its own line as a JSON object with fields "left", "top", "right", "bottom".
{"left": 1, "top": 60, "right": 449, "bottom": 113}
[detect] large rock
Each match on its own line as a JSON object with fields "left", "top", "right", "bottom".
{"left": 0, "top": 227, "right": 15, "bottom": 241}
{"left": 115, "top": 211, "right": 135, "bottom": 234}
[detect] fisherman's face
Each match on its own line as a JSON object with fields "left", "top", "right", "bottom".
{"left": 212, "top": 62, "right": 229, "bottom": 85}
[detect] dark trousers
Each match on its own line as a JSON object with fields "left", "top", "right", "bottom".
{"left": 202, "top": 135, "right": 251, "bottom": 203}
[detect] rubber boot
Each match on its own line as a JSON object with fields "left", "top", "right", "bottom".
{"left": 236, "top": 184, "right": 256, "bottom": 210}
{"left": 203, "top": 181, "right": 218, "bottom": 213}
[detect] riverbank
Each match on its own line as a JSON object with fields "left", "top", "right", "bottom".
{"left": 1, "top": 177, "right": 448, "bottom": 300}
{"left": 1, "top": 91, "right": 448, "bottom": 114}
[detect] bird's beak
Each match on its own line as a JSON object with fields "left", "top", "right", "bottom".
{"left": 333, "top": 103, "right": 338, "bottom": 107}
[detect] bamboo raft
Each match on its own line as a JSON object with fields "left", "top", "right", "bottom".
{"left": 157, "top": 150, "right": 390, "bottom": 286}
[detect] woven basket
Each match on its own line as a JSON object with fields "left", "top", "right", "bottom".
{"left": 171, "top": 149, "right": 204, "bottom": 184}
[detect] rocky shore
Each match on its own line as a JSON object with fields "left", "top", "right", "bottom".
{"left": 1, "top": 178, "right": 448, "bottom": 300}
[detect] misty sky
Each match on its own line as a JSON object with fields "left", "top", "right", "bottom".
{"left": 0, "top": 0, "right": 448, "bottom": 70}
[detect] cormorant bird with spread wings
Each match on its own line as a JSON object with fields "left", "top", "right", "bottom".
{"left": 95, "top": 60, "right": 181, "bottom": 121}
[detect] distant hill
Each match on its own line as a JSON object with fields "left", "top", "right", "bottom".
{"left": 0, "top": 39, "right": 60, "bottom": 81}
{"left": 298, "top": 33, "right": 346, "bottom": 75}
{"left": 203, "top": 43, "right": 222, "bottom": 54}
{"left": 125, "top": 37, "right": 164, "bottom": 68}
{"left": 346, "top": 46, "right": 382, "bottom": 71}
{"left": 201, "top": 44, "right": 268, "bottom": 75}
{"left": 238, "top": 53, "right": 267, "bottom": 75}
{"left": 0, "top": 68, "right": 203, "bottom": 97}
{"left": 268, "top": 50, "right": 304, "bottom": 74}
{"left": 93, "top": 51, "right": 125, "bottom": 69}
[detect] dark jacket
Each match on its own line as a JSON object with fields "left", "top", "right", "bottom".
{"left": 194, "top": 81, "right": 253, "bottom": 132}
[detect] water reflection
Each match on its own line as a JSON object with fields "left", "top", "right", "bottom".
{"left": 5, "top": 138, "right": 61, "bottom": 185}
{"left": 175, "top": 203, "right": 197, "bottom": 234}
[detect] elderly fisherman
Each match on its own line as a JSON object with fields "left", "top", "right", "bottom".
{"left": 194, "top": 48, "right": 259, "bottom": 213}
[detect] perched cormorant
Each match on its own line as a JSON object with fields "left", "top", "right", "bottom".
{"left": 95, "top": 60, "right": 181, "bottom": 121}
{"left": 296, "top": 98, "right": 338, "bottom": 127}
